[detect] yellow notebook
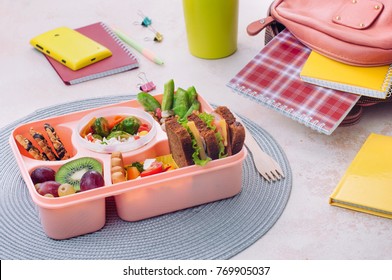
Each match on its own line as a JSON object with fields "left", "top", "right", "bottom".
{"left": 330, "top": 133, "right": 392, "bottom": 219}
{"left": 300, "top": 51, "right": 392, "bottom": 99}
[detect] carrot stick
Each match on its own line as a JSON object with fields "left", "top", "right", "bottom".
{"left": 109, "top": 115, "right": 126, "bottom": 129}
{"left": 80, "top": 117, "right": 96, "bottom": 137}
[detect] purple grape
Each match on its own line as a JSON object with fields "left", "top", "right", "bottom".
{"left": 80, "top": 171, "right": 105, "bottom": 191}
{"left": 36, "top": 181, "right": 61, "bottom": 197}
{"left": 30, "top": 167, "right": 56, "bottom": 184}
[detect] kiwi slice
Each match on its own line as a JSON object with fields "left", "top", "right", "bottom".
{"left": 55, "top": 157, "right": 103, "bottom": 192}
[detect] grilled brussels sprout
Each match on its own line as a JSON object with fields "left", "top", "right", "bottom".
{"left": 112, "top": 116, "right": 141, "bottom": 135}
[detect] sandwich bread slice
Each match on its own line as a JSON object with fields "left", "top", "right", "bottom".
{"left": 213, "top": 106, "right": 245, "bottom": 156}
{"left": 165, "top": 106, "right": 245, "bottom": 168}
{"left": 165, "top": 116, "right": 194, "bottom": 168}
{"left": 187, "top": 113, "right": 220, "bottom": 160}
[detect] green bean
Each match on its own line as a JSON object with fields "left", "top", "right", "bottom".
{"left": 187, "top": 86, "right": 198, "bottom": 104}
{"left": 183, "top": 99, "right": 201, "bottom": 120}
{"left": 137, "top": 92, "right": 161, "bottom": 112}
{"left": 161, "top": 79, "right": 175, "bottom": 111}
{"left": 172, "top": 87, "right": 190, "bottom": 118}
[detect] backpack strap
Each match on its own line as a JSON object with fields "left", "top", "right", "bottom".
{"left": 247, "top": 16, "right": 275, "bottom": 36}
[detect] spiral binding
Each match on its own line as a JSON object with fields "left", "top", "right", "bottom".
{"left": 229, "top": 83, "right": 328, "bottom": 134}
{"left": 302, "top": 75, "right": 391, "bottom": 99}
{"left": 100, "top": 22, "right": 137, "bottom": 62}
{"left": 382, "top": 65, "right": 392, "bottom": 98}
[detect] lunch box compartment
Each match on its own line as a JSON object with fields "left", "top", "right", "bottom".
{"left": 38, "top": 197, "right": 106, "bottom": 240}
{"left": 115, "top": 151, "right": 245, "bottom": 221}
{"left": 9, "top": 94, "right": 247, "bottom": 239}
{"left": 12, "top": 123, "right": 76, "bottom": 161}
{"left": 75, "top": 106, "right": 157, "bottom": 154}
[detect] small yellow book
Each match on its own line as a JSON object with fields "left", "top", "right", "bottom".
{"left": 330, "top": 133, "right": 392, "bottom": 219}
{"left": 300, "top": 51, "right": 392, "bottom": 99}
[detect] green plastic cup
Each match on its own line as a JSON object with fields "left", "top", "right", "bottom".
{"left": 183, "top": 0, "right": 239, "bottom": 59}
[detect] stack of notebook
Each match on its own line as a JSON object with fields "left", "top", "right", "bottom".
{"left": 300, "top": 50, "right": 392, "bottom": 99}
{"left": 42, "top": 22, "right": 139, "bottom": 85}
{"left": 228, "top": 28, "right": 392, "bottom": 134}
{"left": 227, "top": 29, "right": 360, "bottom": 135}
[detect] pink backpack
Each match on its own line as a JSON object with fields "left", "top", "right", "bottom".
{"left": 247, "top": 0, "right": 392, "bottom": 66}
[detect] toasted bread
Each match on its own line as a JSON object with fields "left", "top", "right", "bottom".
{"left": 229, "top": 122, "right": 245, "bottom": 155}
{"left": 165, "top": 117, "right": 194, "bottom": 167}
{"left": 214, "top": 106, "right": 245, "bottom": 155}
{"left": 187, "top": 113, "right": 220, "bottom": 160}
{"left": 165, "top": 107, "right": 245, "bottom": 168}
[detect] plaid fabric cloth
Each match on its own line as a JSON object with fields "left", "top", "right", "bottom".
{"left": 227, "top": 29, "right": 360, "bottom": 135}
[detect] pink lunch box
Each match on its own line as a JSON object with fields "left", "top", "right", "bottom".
{"left": 9, "top": 93, "right": 247, "bottom": 240}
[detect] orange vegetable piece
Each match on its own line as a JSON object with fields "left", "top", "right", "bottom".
{"left": 109, "top": 115, "right": 126, "bottom": 130}
{"left": 126, "top": 166, "right": 140, "bottom": 180}
{"left": 80, "top": 117, "right": 96, "bottom": 138}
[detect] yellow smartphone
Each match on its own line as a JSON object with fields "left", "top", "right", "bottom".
{"left": 30, "top": 27, "right": 112, "bottom": 70}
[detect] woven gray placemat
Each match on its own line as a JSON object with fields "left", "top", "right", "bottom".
{"left": 0, "top": 95, "right": 292, "bottom": 260}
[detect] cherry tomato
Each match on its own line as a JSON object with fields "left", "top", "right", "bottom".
{"left": 86, "top": 133, "right": 95, "bottom": 142}
{"left": 138, "top": 123, "right": 150, "bottom": 132}
{"left": 140, "top": 161, "right": 163, "bottom": 177}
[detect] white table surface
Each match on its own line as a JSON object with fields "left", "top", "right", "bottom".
{"left": 1, "top": 0, "right": 391, "bottom": 260}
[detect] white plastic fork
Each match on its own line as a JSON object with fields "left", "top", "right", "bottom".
{"left": 235, "top": 114, "right": 285, "bottom": 182}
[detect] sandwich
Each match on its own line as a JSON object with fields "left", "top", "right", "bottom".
{"left": 165, "top": 106, "right": 245, "bottom": 168}
{"left": 213, "top": 106, "right": 245, "bottom": 156}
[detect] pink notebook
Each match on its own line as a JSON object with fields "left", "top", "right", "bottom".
{"left": 44, "top": 22, "right": 139, "bottom": 85}
{"left": 227, "top": 29, "right": 360, "bottom": 135}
